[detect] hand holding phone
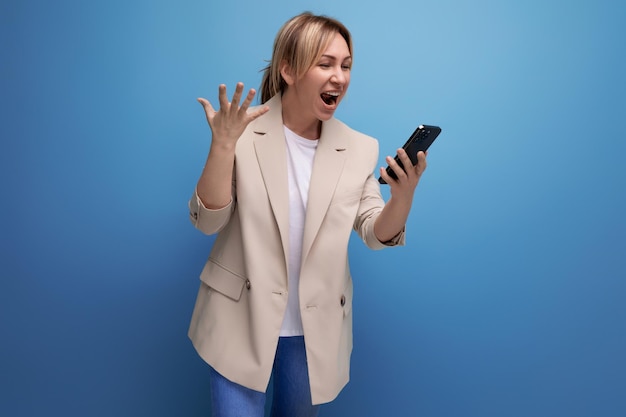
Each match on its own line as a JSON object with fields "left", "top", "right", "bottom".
{"left": 379, "top": 124, "right": 442, "bottom": 184}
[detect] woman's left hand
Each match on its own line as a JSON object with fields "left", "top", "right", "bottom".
{"left": 379, "top": 149, "right": 428, "bottom": 199}
{"left": 373, "top": 149, "right": 428, "bottom": 243}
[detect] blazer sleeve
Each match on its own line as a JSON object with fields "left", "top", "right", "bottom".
{"left": 353, "top": 173, "right": 406, "bottom": 250}
{"left": 188, "top": 188, "right": 235, "bottom": 235}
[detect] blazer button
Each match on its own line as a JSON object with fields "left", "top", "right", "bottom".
{"left": 340, "top": 295, "right": 346, "bottom": 307}
{"left": 245, "top": 280, "right": 251, "bottom": 290}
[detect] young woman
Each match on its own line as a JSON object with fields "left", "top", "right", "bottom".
{"left": 189, "top": 12, "right": 428, "bottom": 416}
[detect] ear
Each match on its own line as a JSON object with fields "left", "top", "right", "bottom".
{"left": 279, "top": 60, "right": 295, "bottom": 86}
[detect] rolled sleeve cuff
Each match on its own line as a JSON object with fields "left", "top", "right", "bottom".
{"left": 188, "top": 189, "right": 233, "bottom": 235}
{"left": 363, "top": 220, "right": 406, "bottom": 250}
{"left": 379, "top": 226, "right": 406, "bottom": 247}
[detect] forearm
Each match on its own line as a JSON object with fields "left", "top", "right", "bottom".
{"left": 373, "top": 194, "right": 413, "bottom": 243}
{"left": 196, "top": 141, "right": 236, "bottom": 209}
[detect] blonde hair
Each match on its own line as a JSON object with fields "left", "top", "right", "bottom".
{"left": 260, "top": 12, "right": 353, "bottom": 104}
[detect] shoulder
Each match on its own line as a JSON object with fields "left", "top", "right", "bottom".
{"left": 329, "top": 117, "right": 376, "bottom": 142}
{"left": 325, "top": 117, "right": 379, "bottom": 159}
{"left": 245, "top": 95, "right": 282, "bottom": 134}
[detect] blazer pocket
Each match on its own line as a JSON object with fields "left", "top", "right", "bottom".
{"left": 199, "top": 258, "right": 247, "bottom": 301}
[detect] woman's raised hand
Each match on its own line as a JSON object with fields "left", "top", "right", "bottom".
{"left": 197, "top": 82, "right": 269, "bottom": 147}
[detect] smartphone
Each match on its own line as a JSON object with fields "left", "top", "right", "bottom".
{"left": 378, "top": 124, "right": 442, "bottom": 184}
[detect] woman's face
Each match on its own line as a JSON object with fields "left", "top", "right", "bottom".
{"left": 283, "top": 32, "right": 352, "bottom": 124}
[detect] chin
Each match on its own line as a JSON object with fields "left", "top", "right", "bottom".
{"left": 317, "top": 105, "right": 338, "bottom": 121}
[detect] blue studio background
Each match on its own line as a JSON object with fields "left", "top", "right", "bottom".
{"left": 2, "top": 0, "right": 625, "bottom": 416}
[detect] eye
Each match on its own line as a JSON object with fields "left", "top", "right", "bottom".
{"left": 318, "top": 62, "right": 331, "bottom": 68}
{"left": 342, "top": 64, "right": 352, "bottom": 70}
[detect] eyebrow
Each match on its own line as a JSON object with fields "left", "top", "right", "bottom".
{"left": 320, "top": 54, "right": 352, "bottom": 61}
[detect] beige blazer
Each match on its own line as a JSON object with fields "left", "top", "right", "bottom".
{"left": 188, "top": 94, "right": 405, "bottom": 405}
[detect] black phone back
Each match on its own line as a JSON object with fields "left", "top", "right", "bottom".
{"left": 379, "top": 124, "right": 441, "bottom": 184}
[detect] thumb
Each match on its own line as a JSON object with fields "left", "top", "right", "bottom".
{"left": 197, "top": 97, "right": 215, "bottom": 118}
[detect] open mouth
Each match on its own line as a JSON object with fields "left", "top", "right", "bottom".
{"left": 321, "top": 92, "right": 340, "bottom": 106}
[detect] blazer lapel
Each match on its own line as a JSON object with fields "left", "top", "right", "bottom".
{"left": 253, "top": 95, "right": 290, "bottom": 263}
{"left": 301, "top": 118, "right": 347, "bottom": 263}
{"left": 252, "top": 96, "right": 350, "bottom": 269}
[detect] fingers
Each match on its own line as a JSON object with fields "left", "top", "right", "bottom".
{"left": 398, "top": 148, "right": 428, "bottom": 176}
{"left": 218, "top": 84, "right": 229, "bottom": 110}
{"left": 385, "top": 149, "right": 428, "bottom": 186}
{"left": 248, "top": 105, "right": 270, "bottom": 121}
{"left": 212, "top": 83, "right": 261, "bottom": 114}
{"left": 396, "top": 148, "right": 413, "bottom": 172}
{"left": 231, "top": 82, "right": 244, "bottom": 108}
{"left": 239, "top": 88, "right": 257, "bottom": 114}
{"left": 379, "top": 166, "right": 393, "bottom": 184}
{"left": 385, "top": 154, "right": 407, "bottom": 182}
{"left": 198, "top": 83, "right": 268, "bottom": 140}
{"left": 415, "top": 151, "right": 428, "bottom": 174}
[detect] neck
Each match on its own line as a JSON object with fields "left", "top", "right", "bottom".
{"left": 281, "top": 93, "right": 321, "bottom": 140}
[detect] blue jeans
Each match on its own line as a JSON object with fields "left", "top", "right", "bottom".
{"left": 209, "top": 336, "right": 321, "bottom": 417}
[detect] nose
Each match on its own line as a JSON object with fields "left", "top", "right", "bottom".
{"left": 331, "top": 66, "right": 347, "bottom": 86}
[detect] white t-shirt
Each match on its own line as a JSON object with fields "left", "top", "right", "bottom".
{"left": 279, "top": 125, "right": 318, "bottom": 336}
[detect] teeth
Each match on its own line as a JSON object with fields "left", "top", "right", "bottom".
{"left": 321, "top": 91, "right": 340, "bottom": 105}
